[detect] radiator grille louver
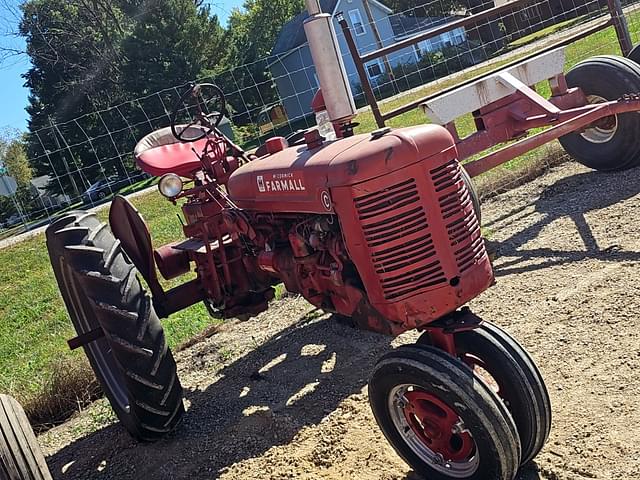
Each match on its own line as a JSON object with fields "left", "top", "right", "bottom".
{"left": 355, "top": 178, "right": 445, "bottom": 300}
{"left": 432, "top": 161, "right": 485, "bottom": 273}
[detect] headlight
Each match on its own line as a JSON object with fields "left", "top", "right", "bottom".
{"left": 158, "top": 174, "right": 183, "bottom": 198}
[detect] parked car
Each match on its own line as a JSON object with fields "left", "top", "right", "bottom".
{"left": 1, "top": 213, "right": 23, "bottom": 229}
{"left": 81, "top": 173, "right": 147, "bottom": 204}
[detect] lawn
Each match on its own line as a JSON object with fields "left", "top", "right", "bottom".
{"left": 0, "top": 15, "right": 638, "bottom": 425}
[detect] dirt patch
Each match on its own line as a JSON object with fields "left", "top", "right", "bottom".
{"left": 39, "top": 162, "right": 640, "bottom": 479}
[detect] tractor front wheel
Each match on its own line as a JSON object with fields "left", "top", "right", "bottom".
{"left": 369, "top": 345, "right": 521, "bottom": 480}
{"left": 559, "top": 55, "right": 640, "bottom": 171}
{"left": 418, "top": 322, "right": 551, "bottom": 465}
{"left": 46, "top": 212, "right": 184, "bottom": 441}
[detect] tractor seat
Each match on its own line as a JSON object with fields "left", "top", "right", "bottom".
{"left": 134, "top": 125, "right": 225, "bottom": 178}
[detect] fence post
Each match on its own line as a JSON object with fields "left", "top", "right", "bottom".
{"left": 337, "top": 15, "right": 386, "bottom": 128}
{"left": 607, "top": 0, "right": 633, "bottom": 56}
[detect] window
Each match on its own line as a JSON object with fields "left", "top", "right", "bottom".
{"left": 452, "top": 28, "right": 465, "bottom": 46}
{"left": 349, "top": 9, "right": 366, "bottom": 36}
{"left": 520, "top": 3, "right": 541, "bottom": 21}
{"left": 366, "top": 59, "right": 384, "bottom": 79}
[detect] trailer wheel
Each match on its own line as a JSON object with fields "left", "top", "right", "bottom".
{"left": 419, "top": 322, "right": 550, "bottom": 465}
{"left": 627, "top": 43, "right": 640, "bottom": 66}
{"left": 0, "top": 394, "right": 52, "bottom": 480}
{"left": 369, "top": 345, "right": 520, "bottom": 480}
{"left": 46, "top": 212, "right": 184, "bottom": 442}
{"left": 559, "top": 55, "right": 640, "bottom": 171}
{"left": 461, "top": 166, "right": 481, "bottom": 224}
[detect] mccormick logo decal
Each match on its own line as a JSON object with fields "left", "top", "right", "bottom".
{"left": 257, "top": 172, "right": 306, "bottom": 193}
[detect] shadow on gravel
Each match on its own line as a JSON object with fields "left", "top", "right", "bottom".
{"left": 47, "top": 312, "right": 394, "bottom": 479}
{"left": 485, "top": 168, "right": 640, "bottom": 277}
{"left": 401, "top": 462, "right": 543, "bottom": 480}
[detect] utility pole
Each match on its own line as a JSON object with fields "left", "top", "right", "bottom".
{"left": 361, "top": 0, "right": 399, "bottom": 94}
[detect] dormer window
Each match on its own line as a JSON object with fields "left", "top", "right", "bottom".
{"left": 349, "top": 9, "right": 366, "bottom": 35}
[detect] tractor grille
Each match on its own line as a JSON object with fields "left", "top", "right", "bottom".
{"left": 355, "top": 178, "right": 445, "bottom": 301}
{"left": 431, "top": 160, "right": 485, "bottom": 273}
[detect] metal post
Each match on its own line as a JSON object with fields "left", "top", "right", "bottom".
{"left": 607, "top": 0, "right": 633, "bottom": 56}
{"left": 49, "top": 116, "right": 80, "bottom": 199}
{"left": 361, "top": 0, "right": 398, "bottom": 95}
{"left": 337, "top": 15, "right": 385, "bottom": 128}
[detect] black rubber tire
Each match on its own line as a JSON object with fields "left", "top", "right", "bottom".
{"left": 627, "top": 43, "right": 640, "bottom": 66}
{"left": 369, "top": 345, "right": 520, "bottom": 480}
{"left": 419, "top": 322, "right": 551, "bottom": 465}
{"left": 461, "top": 166, "right": 481, "bottom": 224}
{"left": 46, "top": 212, "right": 184, "bottom": 441}
{"left": 0, "top": 395, "right": 52, "bottom": 480}
{"left": 558, "top": 55, "right": 640, "bottom": 171}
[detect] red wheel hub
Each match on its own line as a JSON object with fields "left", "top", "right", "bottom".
{"left": 461, "top": 353, "right": 503, "bottom": 397}
{"left": 402, "top": 390, "right": 475, "bottom": 462}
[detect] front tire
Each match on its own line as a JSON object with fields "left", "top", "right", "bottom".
{"left": 369, "top": 345, "right": 520, "bottom": 480}
{"left": 559, "top": 55, "right": 640, "bottom": 171}
{"left": 420, "top": 322, "right": 551, "bottom": 465}
{"left": 0, "top": 394, "right": 52, "bottom": 480}
{"left": 46, "top": 212, "right": 184, "bottom": 441}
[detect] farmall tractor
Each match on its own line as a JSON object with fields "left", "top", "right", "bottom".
{"left": 45, "top": 0, "right": 640, "bottom": 478}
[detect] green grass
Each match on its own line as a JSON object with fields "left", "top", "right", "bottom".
{"left": 1, "top": 14, "right": 639, "bottom": 424}
{"left": 0, "top": 189, "right": 216, "bottom": 420}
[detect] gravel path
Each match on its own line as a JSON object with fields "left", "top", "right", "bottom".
{"left": 38, "top": 161, "right": 640, "bottom": 480}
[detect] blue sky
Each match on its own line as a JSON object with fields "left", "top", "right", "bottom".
{"left": 0, "top": 0, "right": 244, "bottom": 133}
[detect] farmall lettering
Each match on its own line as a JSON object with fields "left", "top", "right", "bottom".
{"left": 257, "top": 172, "right": 306, "bottom": 194}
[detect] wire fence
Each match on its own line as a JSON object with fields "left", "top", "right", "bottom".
{"left": 1, "top": 0, "right": 640, "bottom": 237}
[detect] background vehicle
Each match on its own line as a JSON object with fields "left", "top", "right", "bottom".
{"left": 81, "top": 172, "right": 148, "bottom": 204}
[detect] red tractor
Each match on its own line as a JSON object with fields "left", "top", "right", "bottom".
{"left": 45, "top": 82, "right": 544, "bottom": 479}
{"left": 44, "top": 2, "right": 640, "bottom": 478}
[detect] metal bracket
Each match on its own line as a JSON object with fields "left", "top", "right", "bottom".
{"left": 425, "top": 307, "right": 483, "bottom": 334}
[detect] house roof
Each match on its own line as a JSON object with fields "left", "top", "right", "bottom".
{"left": 389, "top": 14, "right": 455, "bottom": 39}
{"left": 271, "top": 0, "right": 340, "bottom": 56}
{"left": 30, "top": 175, "right": 51, "bottom": 191}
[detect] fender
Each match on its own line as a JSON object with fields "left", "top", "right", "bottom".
{"left": 109, "top": 195, "right": 204, "bottom": 317}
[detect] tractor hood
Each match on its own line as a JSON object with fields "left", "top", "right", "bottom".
{"left": 227, "top": 125, "right": 456, "bottom": 214}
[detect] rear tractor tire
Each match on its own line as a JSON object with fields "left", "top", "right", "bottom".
{"left": 559, "top": 55, "right": 640, "bottom": 171}
{"left": 0, "top": 394, "right": 52, "bottom": 480}
{"left": 46, "top": 212, "right": 184, "bottom": 441}
{"left": 369, "top": 345, "right": 521, "bottom": 480}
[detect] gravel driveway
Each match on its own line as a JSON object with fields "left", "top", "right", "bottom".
{"left": 39, "top": 161, "right": 640, "bottom": 480}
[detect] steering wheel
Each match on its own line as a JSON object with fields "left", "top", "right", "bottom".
{"left": 170, "top": 83, "right": 227, "bottom": 142}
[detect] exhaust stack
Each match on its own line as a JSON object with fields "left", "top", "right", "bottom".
{"left": 303, "top": 0, "right": 357, "bottom": 124}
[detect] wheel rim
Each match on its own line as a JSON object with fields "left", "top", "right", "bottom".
{"left": 461, "top": 354, "right": 504, "bottom": 399}
{"left": 388, "top": 384, "right": 479, "bottom": 477}
{"left": 580, "top": 95, "right": 618, "bottom": 144}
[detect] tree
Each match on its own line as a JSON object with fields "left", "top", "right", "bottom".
{"left": 3, "top": 141, "right": 32, "bottom": 187}
{"left": 382, "top": 0, "right": 465, "bottom": 16}
{"left": 19, "top": 0, "right": 226, "bottom": 196}
{"left": 0, "top": 132, "right": 34, "bottom": 222}
{"left": 216, "top": 0, "right": 304, "bottom": 125}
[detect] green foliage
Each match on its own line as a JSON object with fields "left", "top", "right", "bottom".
{"left": 19, "top": 0, "right": 225, "bottom": 196}
{"left": 381, "top": 0, "right": 466, "bottom": 16}
{"left": 3, "top": 141, "right": 32, "bottom": 187}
